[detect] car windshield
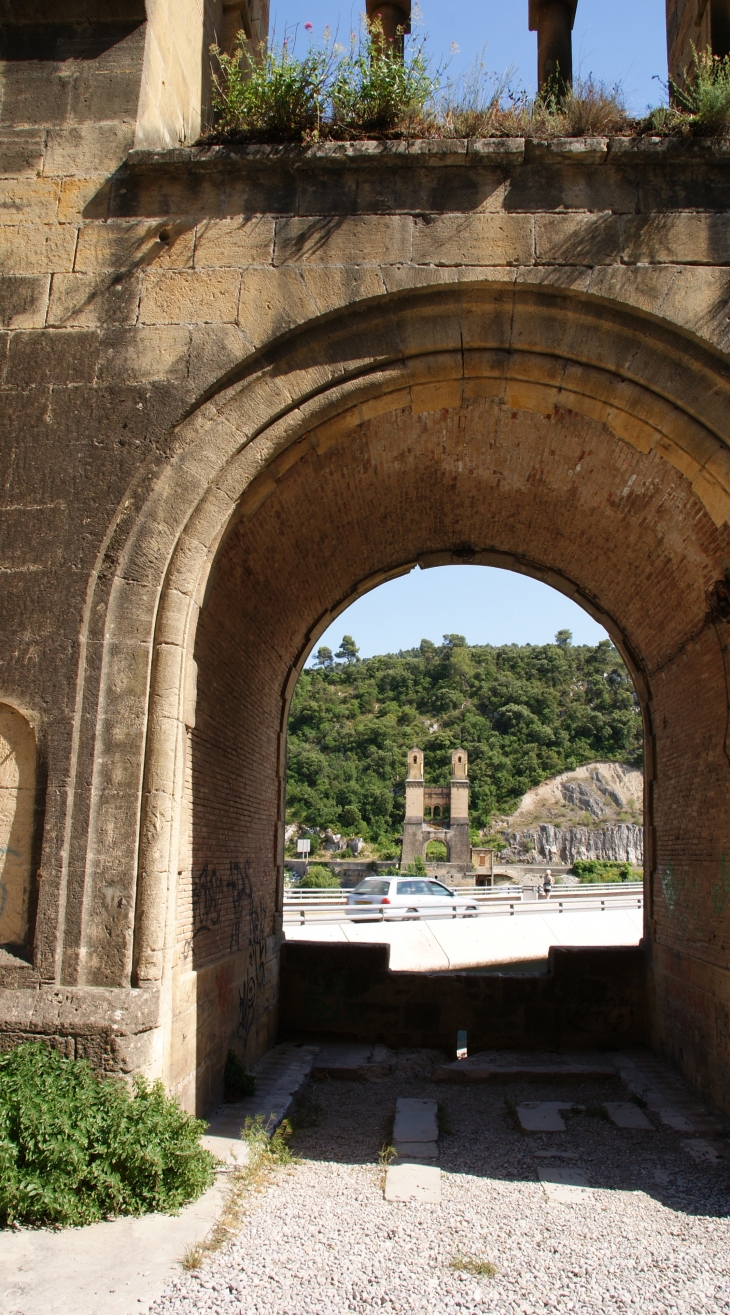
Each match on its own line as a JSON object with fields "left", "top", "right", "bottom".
{"left": 352, "top": 879, "right": 390, "bottom": 895}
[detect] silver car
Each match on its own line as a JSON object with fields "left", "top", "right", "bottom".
{"left": 345, "top": 876, "right": 478, "bottom": 920}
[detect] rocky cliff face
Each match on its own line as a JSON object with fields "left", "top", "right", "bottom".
{"left": 493, "top": 762, "right": 643, "bottom": 865}
{"left": 498, "top": 822, "right": 643, "bottom": 865}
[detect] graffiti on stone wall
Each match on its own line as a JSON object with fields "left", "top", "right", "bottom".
{"left": 191, "top": 863, "right": 223, "bottom": 936}
{"left": 659, "top": 862, "right": 680, "bottom": 913}
{"left": 183, "top": 856, "right": 267, "bottom": 1042}
{"left": 238, "top": 889, "right": 267, "bottom": 1047}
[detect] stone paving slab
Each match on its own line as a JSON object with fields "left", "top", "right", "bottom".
{"left": 603, "top": 1101, "right": 653, "bottom": 1130}
{"left": 433, "top": 1049, "right": 619, "bottom": 1083}
{"left": 312, "top": 1042, "right": 395, "bottom": 1081}
{"left": 537, "top": 1165, "right": 593, "bottom": 1204}
{"left": 393, "top": 1140, "right": 439, "bottom": 1160}
{"left": 517, "top": 1101, "right": 577, "bottom": 1131}
{"left": 393, "top": 1097, "right": 439, "bottom": 1143}
{"left": 384, "top": 1162, "right": 442, "bottom": 1203}
{"left": 682, "top": 1138, "right": 724, "bottom": 1163}
{"left": 614, "top": 1051, "right": 725, "bottom": 1135}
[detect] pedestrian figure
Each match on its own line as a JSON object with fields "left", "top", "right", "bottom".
{"left": 543, "top": 868, "right": 554, "bottom": 899}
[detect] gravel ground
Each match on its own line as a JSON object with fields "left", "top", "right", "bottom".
{"left": 151, "top": 1051, "right": 730, "bottom": 1315}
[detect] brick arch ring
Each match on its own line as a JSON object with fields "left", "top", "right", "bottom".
{"left": 70, "top": 279, "right": 730, "bottom": 1001}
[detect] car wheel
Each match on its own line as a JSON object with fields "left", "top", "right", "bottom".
{"left": 462, "top": 905, "right": 478, "bottom": 918}
{"left": 403, "top": 907, "right": 419, "bottom": 921}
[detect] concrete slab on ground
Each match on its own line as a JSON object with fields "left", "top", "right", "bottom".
{"left": 0, "top": 1177, "right": 229, "bottom": 1315}
{"left": 393, "top": 1098, "right": 438, "bottom": 1143}
{"left": 682, "top": 1138, "right": 724, "bottom": 1163}
{"left": 613, "top": 1051, "right": 725, "bottom": 1136}
{"left": 433, "top": 1050, "right": 619, "bottom": 1083}
{"left": 603, "top": 1101, "right": 653, "bottom": 1130}
{"left": 518, "top": 1101, "right": 577, "bottom": 1132}
{"left": 538, "top": 1165, "right": 593, "bottom": 1204}
{"left": 393, "top": 1141, "right": 439, "bottom": 1161}
{"left": 312, "top": 1042, "right": 394, "bottom": 1080}
{"left": 384, "top": 1163, "right": 442, "bottom": 1203}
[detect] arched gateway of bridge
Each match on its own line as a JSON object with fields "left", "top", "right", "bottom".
{"left": 1, "top": 2, "right": 730, "bottom": 1117}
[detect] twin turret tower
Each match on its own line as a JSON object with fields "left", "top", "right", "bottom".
{"left": 400, "top": 747, "right": 470, "bottom": 870}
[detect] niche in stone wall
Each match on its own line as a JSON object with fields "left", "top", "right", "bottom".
{"left": 0, "top": 704, "right": 38, "bottom": 955}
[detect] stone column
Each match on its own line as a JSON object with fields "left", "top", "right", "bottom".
{"left": 528, "top": 0, "right": 578, "bottom": 93}
{"left": 400, "top": 746, "right": 425, "bottom": 869}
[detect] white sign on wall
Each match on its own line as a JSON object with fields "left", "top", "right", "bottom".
{"left": 296, "top": 838, "right": 311, "bottom": 854}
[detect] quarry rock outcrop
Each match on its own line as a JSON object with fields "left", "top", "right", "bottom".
{"left": 494, "top": 762, "right": 644, "bottom": 865}
{"left": 499, "top": 822, "right": 644, "bottom": 866}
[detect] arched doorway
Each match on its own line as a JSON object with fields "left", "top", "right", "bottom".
{"left": 76, "top": 282, "right": 730, "bottom": 1113}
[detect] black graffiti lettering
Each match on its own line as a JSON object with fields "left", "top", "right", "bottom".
{"left": 191, "top": 863, "right": 223, "bottom": 936}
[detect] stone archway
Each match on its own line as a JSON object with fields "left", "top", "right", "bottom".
{"left": 71, "top": 280, "right": 730, "bottom": 1112}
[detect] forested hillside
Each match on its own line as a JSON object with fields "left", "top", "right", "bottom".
{"left": 286, "top": 633, "right": 642, "bottom": 848}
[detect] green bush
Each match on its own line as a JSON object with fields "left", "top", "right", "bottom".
{"left": 0, "top": 1042, "right": 215, "bottom": 1228}
{"left": 572, "top": 859, "right": 641, "bottom": 883}
{"left": 209, "top": 23, "right": 436, "bottom": 143}
{"left": 298, "top": 863, "right": 340, "bottom": 888}
{"left": 211, "top": 38, "right": 331, "bottom": 141}
{"left": 673, "top": 47, "right": 730, "bottom": 134}
{"left": 330, "top": 26, "right": 433, "bottom": 134}
{"left": 224, "top": 1049, "right": 255, "bottom": 1101}
{"left": 405, "top": 855, "right": 427, "bottom": 876}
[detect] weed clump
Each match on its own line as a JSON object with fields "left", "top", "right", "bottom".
{"left": 450, "top": 1254, "right": 498, "bottom": 1277}
{"left": 224, "top": 1049, "right": 256, "bottom": 1101}
{"left": 0, "top": 1041, "right": 215, "bottom": 1228}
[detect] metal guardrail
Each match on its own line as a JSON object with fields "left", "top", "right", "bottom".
{"left": 283, "top": 881, "right": 643, "bottom": 902}
{"left": 282, "top": 885, "right": 643, "bottom": 926}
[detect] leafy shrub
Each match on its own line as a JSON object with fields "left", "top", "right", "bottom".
{"left": 330, "top": 26, "right": 433, "bottom": 135}
{"left": 673, "top": 47, "right": 730, "bottom": 133}
{"left": 0, "top": 1042, "right": 215, "bottom": 1228}
{"left": 224, "top": 1049, "right": 256, "bottom": 1101}
{"left": 298, "top": 863, "right": 340, "bottom": 888}
{"left": 210, "top": 23, "right": 435, "bottom": 143}
{"left": 211, "top": 39, "right": 331, "bottom": 141}
{"left": 572, "top": 859, "right": 640, "bottom": 883}
{"left": 406, "top": 855, "right": 427, "bottom": 876}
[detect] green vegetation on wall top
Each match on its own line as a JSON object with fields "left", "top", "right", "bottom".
{"left": 286, "top": 633, "right": 641, "bottom": 845}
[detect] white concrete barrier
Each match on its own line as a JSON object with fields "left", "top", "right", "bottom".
{"left": 283, "top": 906, "right": 643, "bottom": 972}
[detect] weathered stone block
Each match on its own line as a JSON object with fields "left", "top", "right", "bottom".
{"left": 412, "top": 213, "right": 533, "bottom": 266}
{"left": 0, "top": 178, "right": 61, "bottom": 222}
{"left": 274, "top": 215, "right": 412, "bottom": 265}
{"left": 0, "top": 275, "right": 50, "bottom": 329}
{"left": 5, "top": 327, "right": 99, "bottom": 385}
{"left": 140, "top": 269, "right": 240, "bottom": 323}
{"left": 97, "top": 325, "right": 191, "bottom": 383}
{"left": 535, "top": 213, "right": 623, "bottom": 265}
{"left": 194, "top": 217, "right": 276, "bottom": 267}
{"left": 625, "top": 212, "right": 730, "bottom": 265}
{"left": 75, "top": 220, "right": 194, "bottom": 273}
{"left": 44, "top": 123, "right": 135, "bottom": 179}
{"left": 48, "top": 271, "right": 142, "bottom": 327}
{"left": 0, "top": 129, "right": 45, "bottom": 177}
{"left": 0, "top": 223, "right": 77, "bottom": 276}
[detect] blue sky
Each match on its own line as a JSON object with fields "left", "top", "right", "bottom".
{"left": 270, "top": 0, "right": 668, "bottom": 115}
{"left": 308, "top": 565, "right": 609, "bottom": 662}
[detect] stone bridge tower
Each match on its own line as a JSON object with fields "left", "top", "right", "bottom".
{"left": 400, "top": 749, "right": 470, "bottom": 869}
